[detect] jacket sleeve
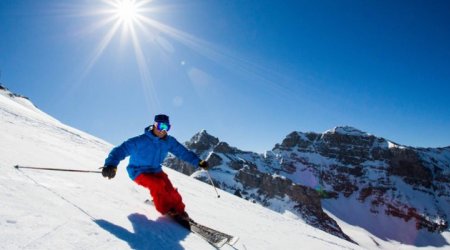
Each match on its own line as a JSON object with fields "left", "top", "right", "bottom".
{"left": 104, "top": 138, "right": 135, "bottom": 167}
{"left": 168, "top": 137, "right": 201, "bottom": 167}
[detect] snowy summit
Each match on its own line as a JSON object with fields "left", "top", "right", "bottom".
{"left": 326, "top": 126, "right": 371, "bottom": 137}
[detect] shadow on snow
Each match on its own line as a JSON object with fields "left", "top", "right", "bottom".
{"left": 95, "top": 213, "right": 189, "bottom": 250}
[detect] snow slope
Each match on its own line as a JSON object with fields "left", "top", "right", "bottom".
{"left": 0, "top": 87, "right": 361, "bottom": 249}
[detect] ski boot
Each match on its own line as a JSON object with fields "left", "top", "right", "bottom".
{"left": 167, "top": 209, "right": 191, "bottom": 230}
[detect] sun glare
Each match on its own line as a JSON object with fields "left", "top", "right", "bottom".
{"left": 115, "top": 0, "right": 139, "bottom": 23}
{"left": 85, "top": 0, "right": 269, "bottom": 109}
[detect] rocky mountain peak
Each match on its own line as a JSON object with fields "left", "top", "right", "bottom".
{"left": 274, "top": 126, "right": 373, "bottom": 152}
{"left": 274, "top": 131, "right": 320, "bottom": 150}
{"left": 185, "top": 130, "right": 220, "bottom": 155}
{"left": 325, "top": 126, "right": 370, "bottom": 137}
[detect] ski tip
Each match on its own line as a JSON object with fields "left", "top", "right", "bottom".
{"left": 228, "top": 236, "right": 240, "bottom": 246}
{"left": 14, "top": 165, "right": 19, "bottom": 169}
{"left": 214, "top": 238, "right": 228, "bottom": 248}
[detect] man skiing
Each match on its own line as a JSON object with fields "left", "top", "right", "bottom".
{"left": 102, "top": 114, "right": 209, "bottom": 227}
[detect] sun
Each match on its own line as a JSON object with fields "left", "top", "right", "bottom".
{"left": 113, "top": 0, "right": 141, "bottom": 24}
{"left": 83, "top": 0, "right": 262, "bottom": 111}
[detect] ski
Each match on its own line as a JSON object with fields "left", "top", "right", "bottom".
{"left": 144, "top": 199, "right": 239, "bottom": 248}
{"left": 187, "top": 218, "right": 239, "bottom": 248}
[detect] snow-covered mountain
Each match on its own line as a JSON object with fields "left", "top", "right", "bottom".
{"left": 165, "top": 126, "right": 450, "bottom": 248}
{"left": 0, "top": 86, "right": 364, "bottom": 249}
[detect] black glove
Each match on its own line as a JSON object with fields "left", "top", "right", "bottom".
{"left": 102, "top": 165, "right": 117, "bottom": 179}
{"left": 198, "top": 160, "right": 209, "bottom": 170}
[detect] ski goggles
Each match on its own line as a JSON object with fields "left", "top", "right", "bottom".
{"left": 156, "top": 122, "right": 171, "bottom": 132}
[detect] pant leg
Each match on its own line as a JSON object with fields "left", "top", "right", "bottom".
{"left": 135, "top": 171, "right": 185, "bottom": 215}
{"left": 160, "top": 172, "right": 185, "bottom": 214}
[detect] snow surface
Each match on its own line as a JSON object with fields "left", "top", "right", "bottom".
{"left": 0, "top": 89, "right": 361, "bottom": 249}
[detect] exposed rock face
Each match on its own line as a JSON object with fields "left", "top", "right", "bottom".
{"left": 164, "top": 157, "right": 197, "bottom": 176}
{"left": 273, "top": 127, "right": 450, "bottom": 233}
{"left": 388, "top": 147, "right": 433, "bottom": 188}
{"left": 235, "top": 166, "right": 354, "bottom": 242}
{"left": 185, "top": 130, "right": 219, "bottom": 156}
{"left": 165, "top": 130, "right": 353, "bottom": 242}
{"left": 164, "top": 126, "right": 450, "bottom": 244}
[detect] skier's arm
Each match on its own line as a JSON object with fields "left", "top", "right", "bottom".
{"left": 168, "top": 137, "right": 201, "bottom": 167}
{"left": 104, "top": 139, "right": 135, "bottom": 167}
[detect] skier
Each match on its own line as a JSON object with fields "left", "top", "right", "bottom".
{"left": 101, "top": 114, "right": 209, "bottom": 227}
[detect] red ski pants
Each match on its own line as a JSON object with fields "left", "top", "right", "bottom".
{"left": 134, "top": 171, "right": 185, "bottom": 215}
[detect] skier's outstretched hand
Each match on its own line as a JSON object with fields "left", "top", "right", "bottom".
{"left": 198, "top": 160, "right": 209, "bottom": 170}
{"left": 101, "top": 165, "right": 117, "bottom": 179}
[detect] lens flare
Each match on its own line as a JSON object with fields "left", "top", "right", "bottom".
{"left": 74, "top": 0, "right": 297, "bottom": 112}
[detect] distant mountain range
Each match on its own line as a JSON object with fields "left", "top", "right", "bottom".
{"left": 164, "top": 126, "right": 450, "bottom": 245}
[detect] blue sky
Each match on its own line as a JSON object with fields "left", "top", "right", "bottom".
{"left": 1, "top": 0, "right": 450, "bottom": 153}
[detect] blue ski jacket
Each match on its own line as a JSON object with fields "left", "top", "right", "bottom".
{"left": 104, "top": 126, "right": 201, "bottom": 180}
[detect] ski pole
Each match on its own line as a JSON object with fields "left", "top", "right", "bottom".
{"left": 205, "top": 170, "right": 220, "bottom": 198}
{"left": 14, "top": 165, "right": 102, "bottom": 173}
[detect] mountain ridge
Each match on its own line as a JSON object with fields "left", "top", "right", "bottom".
{"left": 165, "top": 127, "right": 450, "bottom": 246}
